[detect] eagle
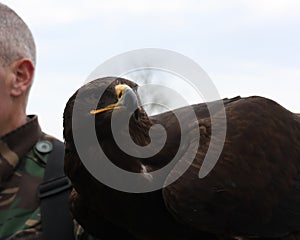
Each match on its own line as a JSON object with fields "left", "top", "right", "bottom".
{"left": 63, "top": 77, "right": 300, "bottom": 240}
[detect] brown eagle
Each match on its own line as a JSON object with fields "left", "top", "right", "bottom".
{"left": 63, "top": 77, "right": 300, "bottom": 239}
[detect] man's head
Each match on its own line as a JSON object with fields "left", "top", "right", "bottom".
{"left": 0, "top": 3, "right": 36, "bottom": 136}
{"left": 0, "top": 3, "right": 36, "bottom": 66}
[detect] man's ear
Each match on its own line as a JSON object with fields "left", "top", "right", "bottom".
{"left": 10, "top": 58, "right": 35, "bottom": 97}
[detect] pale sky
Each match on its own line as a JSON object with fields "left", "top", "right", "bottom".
{"left": 2, "top": 0, "right": 300, "bottom": 140}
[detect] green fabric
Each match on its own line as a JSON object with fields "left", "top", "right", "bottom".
{"left": 0, "top": 116, "right": 99, "bottom": 240}
{"left": 0, "top": 116, "right": 45, "bottom": 239}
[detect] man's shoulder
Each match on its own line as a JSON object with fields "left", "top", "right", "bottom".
{"left": 21, "top": 134, "right": 61, "bottom": 171}
{"left": 30, "top": 133, "right": 63, "bottom": 162}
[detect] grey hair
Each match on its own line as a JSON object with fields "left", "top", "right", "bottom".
{"left": 0, "top": 3, "right": 36, "bottom": 66}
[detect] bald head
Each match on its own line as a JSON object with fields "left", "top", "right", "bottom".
{"left": 0, "top": 3, "right": 36, "bottom": 66}
{"left": 0, "top": 4, "right": 36, "bottom": 136}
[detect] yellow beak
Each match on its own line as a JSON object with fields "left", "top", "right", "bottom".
{"left": 89, "top": 84, "right": 141, "bottom": 115}
{"left": 90, "top": 103, "right": 120, "bottom": 115}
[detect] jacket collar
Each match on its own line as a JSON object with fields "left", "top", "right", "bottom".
{"left": 0, "top": 115, "right": 42, "bottom": 182}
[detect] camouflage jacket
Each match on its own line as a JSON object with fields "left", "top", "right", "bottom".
{"left": 0, "top": 115, "right": 97, "bottom": 240}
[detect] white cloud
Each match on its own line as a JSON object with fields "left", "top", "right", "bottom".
{"left": 242, "top": 0, "right": 300, "bottom": 18}
{"left": 0, "top": 1, "right": 243, "bottom": 25}
{"left": 3, "top": 0, "right": 190, "bottom": 25}
{"left": 3, "top": 0, "right": 300, "bottom": 29}
{"left": 211, "top": 61, "right": 300, "bottom": 112}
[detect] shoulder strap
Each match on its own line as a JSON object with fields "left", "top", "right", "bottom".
{"left": 39, "top": 139, "right": 75, "bottom": 240}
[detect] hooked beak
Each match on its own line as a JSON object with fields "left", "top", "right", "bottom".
{"left": 90, "top": 84, "right": 142, "bottom": 119}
